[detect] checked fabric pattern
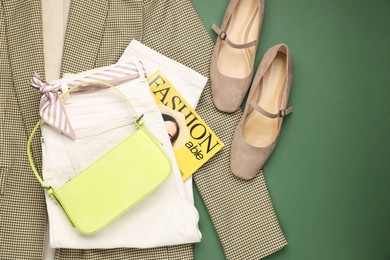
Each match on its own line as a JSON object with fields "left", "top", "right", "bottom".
{"left": 0, "top": 0, "right": 287, "bottom": 259}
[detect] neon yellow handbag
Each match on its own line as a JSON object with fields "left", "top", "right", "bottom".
{"left": 27, "top": 81, "right": 171, "bottom": 234}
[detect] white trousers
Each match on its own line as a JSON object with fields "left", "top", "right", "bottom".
{"left": 118, "top": 40, "right": 208, "bottom": 199}
{"left": 42, "top": 57, "right": 204, "bottom": 248}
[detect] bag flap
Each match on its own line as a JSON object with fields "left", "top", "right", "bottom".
{"left": 51, "top": 128, "right": 171, "bottom": 234}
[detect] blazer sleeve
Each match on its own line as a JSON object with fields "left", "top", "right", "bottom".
{"left": 140, "top": 2, "right": 288, "bottom": 260}
{"left": 141, "top": 0, "right": 214, "bottom": 79}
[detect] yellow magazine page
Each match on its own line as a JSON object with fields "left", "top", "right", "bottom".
{"left": 148, "top": 71, "right": 224, "bottom": 181}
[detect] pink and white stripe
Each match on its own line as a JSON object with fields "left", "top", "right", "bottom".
{"left": 69, "top": 61, "right": 146, "bottom": 92}
{"left": 29, "top": 72, "right": 76, "bottom": 139}
{"left": 29, "top": 60, "right": 146, "bottom": 140}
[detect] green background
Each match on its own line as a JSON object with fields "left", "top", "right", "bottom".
{"left": 191, "top": 0, "right": 390, "bottom": 259}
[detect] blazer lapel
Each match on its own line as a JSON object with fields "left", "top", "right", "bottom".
{"left": 60, "top": 0, "right": 109, "bottom": 75}
{"left": 3, "top": 0, "right": 45, "bottom": 154}
{"left": 3, "top": 0, "right": 108, "bottom": 168}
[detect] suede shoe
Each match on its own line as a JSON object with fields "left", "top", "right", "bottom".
{"left": 231, "top": 44, "right": 293, "bottom": 180}
{"left": 210, "top": 0, "right": 264, "bottom": 113}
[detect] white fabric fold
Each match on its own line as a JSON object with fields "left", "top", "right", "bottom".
{"left": 42, "top": 59, "right": 203, "bottom": 248}
{"left": 118, "top": 40, "right": 208, "bottom": 198}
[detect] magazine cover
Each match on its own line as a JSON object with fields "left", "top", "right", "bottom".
{"left": 148, "top": 71, "right": 224, "bottom": 181}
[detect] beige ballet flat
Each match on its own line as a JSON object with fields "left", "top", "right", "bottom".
{"left": 231, "top": 44, "right": 293, "bottom": 180}
{"left": 210, "top": 0, "right": 264, "bottom": 113}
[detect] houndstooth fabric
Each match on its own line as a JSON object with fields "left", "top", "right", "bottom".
{"left": 54, "top": 244, "right": 193, "bottom": 260}
{"left": 0, "top": 1, "right": 48, "bottom": 259}
{"left": 0, "top": 0, "right": 287, "bottom": 259}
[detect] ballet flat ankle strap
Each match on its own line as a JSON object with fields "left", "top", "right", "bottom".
{"left": 250, "top": 100, "right": 293, "bottom": 118}
{"left": 212, "top": 24, "right": 257, "bottom": 49}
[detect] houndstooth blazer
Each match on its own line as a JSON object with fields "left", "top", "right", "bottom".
{"left": 0, "top": 0, "right": 287, "bottom": 259}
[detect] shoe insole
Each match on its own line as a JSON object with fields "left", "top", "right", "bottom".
{"left": 217, "top": 0, "right": 260, "bottom": 79}
{"left": 243, "top": 53, "right": 287, "bottom": 147}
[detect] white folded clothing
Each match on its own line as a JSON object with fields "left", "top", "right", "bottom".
{"left": 118, "top": 39, "right": 208, "bottom": 197}
{"left": 119, "top": 40, "right": 207, "bottom": 108}
{"left": 42, "top": 59, "right": 202, "bottom": 248}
